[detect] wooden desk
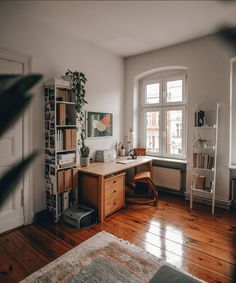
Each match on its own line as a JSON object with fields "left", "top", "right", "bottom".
{"left": 78, "top": 156, "right": 153, "bottom": 222}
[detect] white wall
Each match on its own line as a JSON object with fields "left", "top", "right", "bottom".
{"left": 125, "top": 36, "right": 234, "bottom": 203}
{"left": 0, "top": 3, "right": 124, "bottom": 213}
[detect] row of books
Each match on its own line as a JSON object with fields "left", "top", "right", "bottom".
{"left": 56, "top": 129, "right": 77, "bottom": 151}
{"left": 193, "top": 153, "right": 214, "bottom": 169}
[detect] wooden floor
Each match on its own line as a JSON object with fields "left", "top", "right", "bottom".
{"left": 0, "top": 193, "right": 236, "bottom": 283}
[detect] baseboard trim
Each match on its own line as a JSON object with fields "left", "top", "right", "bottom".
{"left": 184, "top": 192, "right": 231, "bottom": 210}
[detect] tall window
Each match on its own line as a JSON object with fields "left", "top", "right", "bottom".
{"left": 142, "top": 72, "right": 186, "bottom": 159}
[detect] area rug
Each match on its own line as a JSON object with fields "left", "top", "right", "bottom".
{"left": 20, "top": 231, "right": 203, "bottom": 283}
{"left": 20, "top": 231, "right": 162, "bottom": 283}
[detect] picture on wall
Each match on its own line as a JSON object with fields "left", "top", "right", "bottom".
{"left": 87, "top": 111, "right": 113, "bottom": 137}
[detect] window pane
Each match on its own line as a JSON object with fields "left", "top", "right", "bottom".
{"left": 145, "top": 111, "right": 160, "bottom": 153}
{"left": 166, "top": 110, "right": 183, "bottom": 155}
{"left": 166, "top": 80, "right": 183, "bottom": 103}
{"left": 145, "top": 83, "right": 160, "bottom": 104}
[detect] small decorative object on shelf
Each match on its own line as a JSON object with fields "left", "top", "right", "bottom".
{"left": 44, "top": 77, "right": 78, "bottom": 222}
{"left": 190, "top": 103, "right": 219, "bottom": 214}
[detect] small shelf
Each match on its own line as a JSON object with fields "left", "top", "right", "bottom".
{"left": 56, "top": 164, "right": 77, "bottom": 171}
{"left": 192, "top": 167, "right": 214, "bottom": 171}
{"left": 191, "top": 187, "right": 213, "bottom": 194}
{"left": 56, "top": 149, "right": 77, "bottom": 153}
{"left": 194, "top": 125, "right": 216, "bottom": 129}
{"left": 56, "top": 101, "right": 76, "bottom": 105}
{"left": 56, "top": 125, "right": 77, "bottom": 128}
{"left": 45, "top": 147, "right": 55, "bottom": 151}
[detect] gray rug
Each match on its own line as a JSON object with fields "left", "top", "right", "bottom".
{"left": 20, "top": 231, "right": 205, "bottom": 283}
{"left": 66, "top": 255, "right": 142, "bottom": 283}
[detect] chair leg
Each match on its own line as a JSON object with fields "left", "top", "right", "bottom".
{"left": 148, "top": 178, "right": 158, "bottom": 206}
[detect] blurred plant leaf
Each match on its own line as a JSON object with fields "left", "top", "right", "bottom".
{"left": 0, "top": 74, "right": 42, "bottom": 138}
{"left": 216, "top": 25, "right": 236, "bottom": 51}
{"left": 0, "top": 151, "right": 38, "bottom": 208}
{"left": 0, "top": 74, "right": 42, "bottom": 208}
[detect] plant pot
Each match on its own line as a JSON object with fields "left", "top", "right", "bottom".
{"left": 80, "top": 156, "right": 90, "bottom": 167}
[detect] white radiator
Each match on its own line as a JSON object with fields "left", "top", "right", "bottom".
{"left": 152, "top": 167, "right": 182, "bottom": 190}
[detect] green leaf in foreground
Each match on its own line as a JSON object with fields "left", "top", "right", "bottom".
{"left": 0, "top": 151, "right": 38, "bottom": 208}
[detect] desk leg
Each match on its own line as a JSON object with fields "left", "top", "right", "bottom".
{"left": 98, "top": 175, "right": 105, "bottom": 222}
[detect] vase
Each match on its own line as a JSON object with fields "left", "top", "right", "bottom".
{"left": 80, "top": 156, "right": 89, "bottom": 167}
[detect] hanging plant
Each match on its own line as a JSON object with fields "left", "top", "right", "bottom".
{"left": 65, "top": 69, "right": 89, "bottom": 158}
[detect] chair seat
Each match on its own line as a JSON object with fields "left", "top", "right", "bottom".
{"left": 133, "top": 171, "right": 151, "bottom": 180}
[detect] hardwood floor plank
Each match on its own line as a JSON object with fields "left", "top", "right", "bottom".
{"left": 38, "top": 222, "right": 96, "bottom": 246}
{"left": 16, "top": 225, "right": 72, "bottom": 261}
{"left": 0, "top": 245, "right": 28, "bottom": 283}
{"left": 0, "top": 231, "right": 49, "bottom": 274}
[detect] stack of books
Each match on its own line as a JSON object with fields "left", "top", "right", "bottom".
{"left": 58, "top": 153, "right": 76, "bottom": 167}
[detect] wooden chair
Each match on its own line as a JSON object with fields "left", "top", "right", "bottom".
{"left": 126, "top": 148, "right": 158, "bottom": 206}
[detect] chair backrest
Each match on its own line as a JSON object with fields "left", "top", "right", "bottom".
{"left": 134, "top": 148, "right": 146, "bottom": 156}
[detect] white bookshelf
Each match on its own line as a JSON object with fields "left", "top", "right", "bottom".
{"left": 44, "top": 78, "right": 78, "bottom": 222}
{"left": 190, "top": 103, "right": 219, "bottom": 214}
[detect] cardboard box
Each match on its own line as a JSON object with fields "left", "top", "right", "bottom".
{"left": 64, "top": 129, "right": 72, "bottom": 149}
{"left": 71, "top": 129, "right": 77, "bottom": 149}
{"left": 57, "top": 104, "right": 66, "bottom": 125}
{"left": 57, "top": 171, "right": 64, "bottom": 193}
{"left": 64, "top": 169, "right": 71, "bottom": 191}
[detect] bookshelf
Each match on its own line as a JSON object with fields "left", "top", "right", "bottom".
{"left": 44, "top": 78, "right": 78, "bottom": 222}
{"left": 190, "top": 103, "right": 219, "bottom": 214}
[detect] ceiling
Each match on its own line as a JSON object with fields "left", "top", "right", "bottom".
{"left": 6, "top": 1, "right": 236, "bottom": 57}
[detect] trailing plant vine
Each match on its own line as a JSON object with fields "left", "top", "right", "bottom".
{"left": 65, "top": 69, "right": 89, "bottom": 157}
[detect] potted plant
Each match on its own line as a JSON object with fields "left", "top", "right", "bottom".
{"left": 80, "top": 144, "right": 90, "bottom": 167}
{"left": 65, "top": 69, "right": 90, "bottom": 167}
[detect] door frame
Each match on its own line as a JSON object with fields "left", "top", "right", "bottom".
{"left": 0, "top": 47, "right": 34, "bottom": 226}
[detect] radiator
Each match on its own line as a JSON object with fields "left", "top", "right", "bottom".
{"left": 152, "top": 167, "right": 182, "bottom": 190}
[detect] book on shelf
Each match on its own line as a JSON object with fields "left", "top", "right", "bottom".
{"left": 57, "top": 104, "right": 66, "bottom": 125}
{"left": 192, "top": 153, "right": 214, "bottom": 169}
{"left": 57, "top": 88, "right": 72, "bottom": 102}
{"left": 192, "top": 174, "right": 206, "bottom": 190}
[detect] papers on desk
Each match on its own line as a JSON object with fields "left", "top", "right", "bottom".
{"left": 116, "top": 159, "right": 136, "bottom": 164}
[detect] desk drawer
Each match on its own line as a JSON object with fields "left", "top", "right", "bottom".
{"left": 104, "top": 174, "right": 124, "bottom": 189}
{"left": 105, "top": 194, "right": 124, "bottom": 216}
{"left": 105, "top": 182, "right": 123, "bottom": 200}
{"left": 104, "top": 173, "right": 125, "bottom": 216}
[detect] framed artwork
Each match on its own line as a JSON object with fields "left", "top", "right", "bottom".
{"left": 87, "top": 111, "right": 113, "bottom": 137}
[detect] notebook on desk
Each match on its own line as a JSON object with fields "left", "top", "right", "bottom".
{"left": 116, "top": 159, "right": 136, "bottom": 164}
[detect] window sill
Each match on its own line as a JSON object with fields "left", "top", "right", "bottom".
{"left": 147, "top": 156, "right": 187, "bottom": 164}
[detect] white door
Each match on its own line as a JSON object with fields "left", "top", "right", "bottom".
{"left": 0, "top": 58, "right": 25, "bottom": 233}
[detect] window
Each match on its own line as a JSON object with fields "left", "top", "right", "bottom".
{"left": 142, "top": 72, "right": 186, "bottom": 159}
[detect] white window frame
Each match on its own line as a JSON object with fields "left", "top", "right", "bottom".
{"left": 142, "top": 79, "right": 162, "bottom": 107}
{"left": 141, "top": 71, "right": 187, "bottom": 160}
{"left": 163, "top": 74, "right": 187, "bottom": 106}
{"left": 162, "top": 105, "right": 186, "bottom": 159}
{"left": 143, "top": 107, "right": 163, "bottom": 156}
